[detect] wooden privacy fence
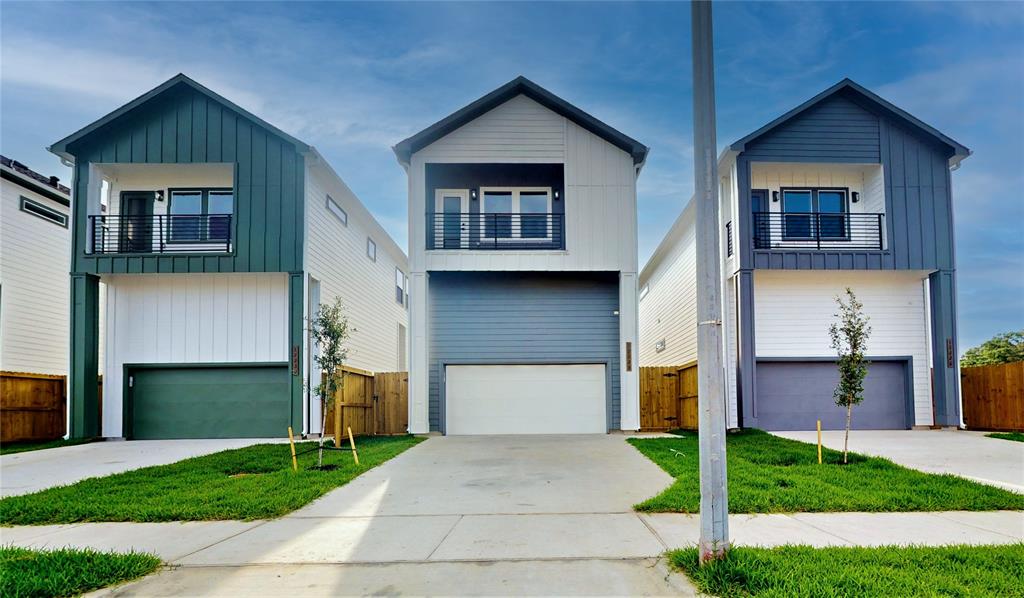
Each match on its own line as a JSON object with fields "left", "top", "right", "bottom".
{"left": 323, "top": 367, "right": 408, "bottom": 438}
{"left": 639, "top": 362, "right": 698, "bottom": 431}
{"left": 0, "top": 372, "right": 104, "bottom": 442}
{"left": 961, "top": 361, "right": 1024, "bottom": 432}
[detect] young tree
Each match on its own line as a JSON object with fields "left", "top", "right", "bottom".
{"left": 311, "top": 297, "right": 352, "bottom": 468}
{"left": 829, "top": 288, "right": 871, "bottom": 464}
{"left": 960, "top": 331, "right": 1024, "bottom": 368}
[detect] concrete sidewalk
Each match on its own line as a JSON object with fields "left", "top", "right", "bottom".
{"left": 773, "top": 429, "right": 1024, "bottom": 493}
{"left": 1, "top": 439, "right": 280, "bottom": 497}
{"left": 4, "top": 511, "right": 1021, "bottom": 566}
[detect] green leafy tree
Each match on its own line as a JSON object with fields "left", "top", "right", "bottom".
{"left": 311, "top": 297, "right": 352, "bottom": 467}
{"left": 829, "top": 288, "right": 872, "bottom": 464}
{"left": 960, "top": 331, "right": 1024, "bottom": 368}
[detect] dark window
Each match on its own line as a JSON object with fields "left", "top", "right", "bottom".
{"left": 20, "top": 196, "right": 68, "bottom": 227}
{"left": 483, "top": 191, "right": 513, "bottom": 239}
{"left": 395, "top": 268, "right": 406, "bottom": 305}
{"left": 168, "top": 188, "right": 233, "bottom": 242}
{"left": 781, "top": 188, "right": 849, "bottom": 240}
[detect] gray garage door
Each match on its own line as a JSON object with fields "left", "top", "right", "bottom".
{"left": 755, "top": 361, "right": 909, "bottom": 431}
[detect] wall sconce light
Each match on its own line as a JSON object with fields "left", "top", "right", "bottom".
{"left": 851, "top": 192, "right": 860, "bottom": 203}
{"left": 470, "top": 189, "right": 477, "bottom": 200}
{"left": 156, "top": 190, "right": 165, "bottom": 202}
{"left": 554, "top": 190, "right": 560, "bottom": 200}
{"left": 772, "top": 191, "right": 779, "bottom": 203}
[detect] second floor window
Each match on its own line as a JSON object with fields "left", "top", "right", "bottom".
{"left": 781, "top": 188, "right": 848, "bottom": 240}
{"left": 481, "top": 187, "right": 552, "bottom": 241}
{"left": 169, "top": 188, "right": 233, "bottom": 242}
{"left": 395, "top": 267, "right": 406, "bottom": 306}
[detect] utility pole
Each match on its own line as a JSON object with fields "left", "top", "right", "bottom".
{"left": 691, "top": 0, "right": 730, "bottom": 563}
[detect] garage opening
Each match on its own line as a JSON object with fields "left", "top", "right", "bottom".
{"left": 445, "top": 364, "right": 606, "bottom": 435}
{"left": 128, "top": 364, "right": 290, "bottom": 439}
{"left": 755, "top": 360, "right": 910, "bottom": 431}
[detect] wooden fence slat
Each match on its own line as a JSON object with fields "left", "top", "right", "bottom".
{"left": 962, "top": 361, "right": 1024, "bottom": 432}
{"left": 1, "top": 372, "right": 104, "bottom": 443}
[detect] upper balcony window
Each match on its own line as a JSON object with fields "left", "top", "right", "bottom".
{"left": 481, "top": 187, "right": 552, "bottom": 242}
{"left": 169, "top": 188, "right": 233, "bottom": 243}
{"left": 428, "top": 186, "right": 563, "bottom": 251}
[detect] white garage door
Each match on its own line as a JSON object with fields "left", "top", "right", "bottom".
{"left": 445, "top": 364, "right": 607, "bottom": 435}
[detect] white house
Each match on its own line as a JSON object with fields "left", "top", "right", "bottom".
{"left": 393, "top": 76, "right": 648, "bottom": 435}
{"left": 48, "top": 74, "right": 408, "bottom": 440}
{"left": 640, "top": 79, "right": 969, "bottom": 431}
{"left": 0, "top": 156, "right": 75, "bottom": 377}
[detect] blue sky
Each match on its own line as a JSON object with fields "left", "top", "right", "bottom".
{"left": 2, "top": 1, "right": 1021, "bottom": 350}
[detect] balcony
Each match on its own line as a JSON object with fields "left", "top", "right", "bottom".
{"left": 89, "top": 214, "right": 233, "bottom": 254}
{"left": 427, "top": 213, "right": 564, "bottom": 250}
{"left": 752, "top": 212, "right": 884, "bottom": 251}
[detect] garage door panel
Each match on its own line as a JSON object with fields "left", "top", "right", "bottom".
{"left": 756, "top": 361, "right": 908, "bottom": 431}
{"left": 131, "top": 365, "right": 290, "bottom": 439}
{"left": 446, "top": 364, "right": 606, "bottom": 435}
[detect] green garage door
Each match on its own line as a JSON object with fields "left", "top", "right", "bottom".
{"left": 129, "top": 365, "right": 290, "bottom": 439}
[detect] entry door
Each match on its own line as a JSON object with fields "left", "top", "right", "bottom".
{"left": 435, "top": 190, "right": 469, "bottom": 249}
{"left": 119, "top": 192, "right": 155, "bottom": 253}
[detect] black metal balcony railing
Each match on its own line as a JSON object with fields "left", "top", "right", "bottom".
{"left": 427, "top": 213, "right": 565, "bottom": 250}
{"left": 89, "top": 214, "right": 233, "bottom": 254}
{"left": 752, "top": 212, "right": 884, "bottom": 251}
{"left": 726, "top": 221, "right": 733, "bottom": 257}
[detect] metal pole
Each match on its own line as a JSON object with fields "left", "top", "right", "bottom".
{"left": 691, "top": 0, "right": 730, "bottom": 563}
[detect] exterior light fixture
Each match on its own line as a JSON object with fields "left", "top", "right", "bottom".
{"left": 470, "top": 189, "right": 478, "bottom": 200}
{"left": 554, "top": 190, "right": 560, "bottom": 200}
{"left": 772, "top": 191, "right": 779, "bottom": 202}
{"left": 851, "top": 191, "right": 860, "bottom": 203}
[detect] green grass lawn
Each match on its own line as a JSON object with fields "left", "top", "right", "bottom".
{"left": 987, "top": 432, "right": 1024, "bottom": 442}
{"left": 670, "top": 544, "right": 1024, "bottom": 598}
{"left": 0, "top": 436, "right": 423, "bottom": 525}
{"left": 629, "top": 429, "right": 1024, "bottom": 513}
{"left": 0, "top": 438, "right": 93, "bottom": 456}
{"left": 0, "top": 546, "right": 161, "bottom": 598}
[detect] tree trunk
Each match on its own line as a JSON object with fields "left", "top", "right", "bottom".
{"left": 843, "top": 403, "right": 852, "bottom": 464}
{"left": 318, "top": 394, "right": 328, "bottom": 468}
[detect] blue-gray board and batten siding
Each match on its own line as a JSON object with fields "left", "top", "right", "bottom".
{"left": 732, "top": 82, "right": 964, "bottom": 428}
{"left": 427, "top": 271, "right": 621, "bottom": 433}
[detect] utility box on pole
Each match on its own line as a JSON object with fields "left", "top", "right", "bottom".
{"left": 691, "top": 0, "right": 730, "bottom": 562}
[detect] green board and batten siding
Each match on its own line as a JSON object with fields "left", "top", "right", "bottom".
{"left": 58, "top": 80, "right": 307, "bottom": 438}
{"left": 67, "top": 84, "right": 305, "bottom": 275}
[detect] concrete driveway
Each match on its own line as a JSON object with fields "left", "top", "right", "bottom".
{"left": 97, "top": 435, "right": 694, "bottom": 596}
{"left": 773, "top": 429, "right": 1024, "bottom": 493}
{"left": 1, "top": 438, "right": 276, "bottom": 497}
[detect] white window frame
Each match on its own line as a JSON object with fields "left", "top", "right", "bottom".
{"left": 395, "top": 267, "right": 406, "bottom": 305}
{"left": 326, "top": 195, "right": 348, "bottom": 226}
{"left": 479, "top": 186, "right": 553, "bottom": 242}
{"left": 366, "top": 237, "right": 376, "bottom": 261}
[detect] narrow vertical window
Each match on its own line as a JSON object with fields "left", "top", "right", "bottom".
{"left": 367, "top": 237, "right": 376, "bottom": 261}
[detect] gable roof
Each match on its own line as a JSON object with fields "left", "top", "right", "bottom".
{"left": 730, "top": 78, "right": 971, "bottom": 168}
{"left": 392, "top": 76, "right": 649, "bottom": 166}
{"left": 49, "top": 74, "right": 310, "bottom": 162}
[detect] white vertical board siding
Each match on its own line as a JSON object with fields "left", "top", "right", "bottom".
{"left": 753, "top": 270, "right": 932, "bottom": 425}
{"left": 411, "top": 96, "right": 637, "bottom": 273}
{"left": 0, "top": 179, "right": 70, "bottom": 375}
{"left": 619, "top": 272, "right": 640, "bottom": 430}
{"left": 638, "top": 207, "right": 697, "bottom": 367}
{"left": 102, "top": 273, "right": 288, "bottom": 437}
{"left": 724, "top": 276, "right": 739, "bottom": 428}
{"left": 304, "top": 163, "right": 408, "bottom": 375}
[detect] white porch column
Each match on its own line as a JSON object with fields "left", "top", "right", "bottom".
{"left": 408, "top": 271, "right": 430, "bottom": 433}
{"left": 619, "top": 271, "right": 640, "bottom": 431}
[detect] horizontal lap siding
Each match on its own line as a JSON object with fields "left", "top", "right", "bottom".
{"left": 70, "top": 85, "right": 303, "bottom": 274}
{"left": 428, "top": 271, "right": 620, "bottom": 432}
{"left": 744, "top": 94, "right": 880, "bottom": 162}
